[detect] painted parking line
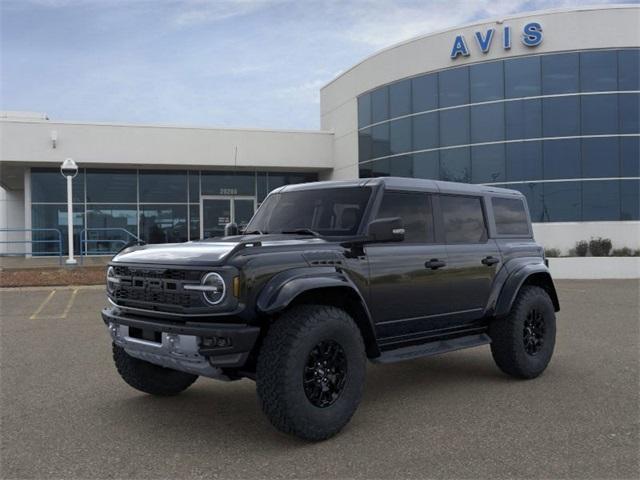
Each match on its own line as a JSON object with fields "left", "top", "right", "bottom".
{"left": 29, "top": 290, "right": 57, "bottom": 320}
{"left": 29, "top": 288, "right": 80, "bottom": 320}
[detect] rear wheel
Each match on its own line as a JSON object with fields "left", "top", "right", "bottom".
{"left": 256, "top": 304, "right": 366, "bottom": 441}
{"left": 112, "top": 344, "right": 198, "bottom": 396}
{"left": 489, "top": 285, "right": 556, "bottom": 379}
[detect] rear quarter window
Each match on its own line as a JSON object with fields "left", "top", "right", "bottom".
{"left": 492, "top": 197, "right": 530, "bottom": 235}
{"left": 440, "top": 195, "right": 488, "bottom": 244}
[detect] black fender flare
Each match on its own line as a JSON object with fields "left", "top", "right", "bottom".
{"left": 256, "top": 267, "right": 379, "bottom": 357}
{"left": 495, "top": 261, "right": 560, "bottom": 317}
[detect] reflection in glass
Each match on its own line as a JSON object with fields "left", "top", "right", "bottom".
{"left": 86, "top": 204, "right": 137, "bottom": 254}
{"left": 621, "top": 179, "right": 640, "bottom": 220}
{"left": 543, "top": 182, "right": 581, "bottom": 222}
{"left": 581, "top": 95, "right": 618, "bottom": 135}
{"left": 31, "top": 204, "right": 84, "bottom": 255}
{"left": 86, "top": 169, "right": 136, "bottom": 203}
{"left": 31, "top": 169, "right": 85, "bottom": 203}
{"left": 440, "top": 148, "right": 470, "bottom": 183}
{"left": 376, "top": 192, "right": 433, "bottom": 243}
{"left": 189, "top": 205, "right": 200, "bottom": 240}
{"left": 371, "top": 123, "right": 390, "bottom": 158}
{"left": 470, "top": 103, "right": 504, "bottom": 143}
{"left": 201, "top": 172, "right": 255, "bottom": 196}
{"left": 389, "top": 79, "right": 411, "bottom": 118}
{"left": 621, "top": 137, "right": 640, "bottom": 177}
{"left": 510, "top": 183, "right": 543, "bottom": 222}
{"left": 139, "top": 170, "right": 187, "bottom": 203}
{"left": 188, "top": 171, "right": 200, "bottom": 203}
{"left": 440, "top": 195, "right": 487, "bottom": 243}
{"left": 390, "top": 117, "right": 411, "bottom": 155}
{"left": 471, "top": 144, "right": 505, "bottom": 183}
{"left": 358, "top": 93, "right": 372, "bottom": 128}
{"left": 619, "top": 92, "right": 639, "bottom": 134}
{"left": 412, "top": 74, "right": 438, "bottom": 113}
{"left": 139, "top": 205, "right": 188, "bottom": 244}
{"left": 505, "top": 99, "right": 542, "bottom": 140}
{"left": 543, "top": 139, "right": 581, "bottom": 180}
{"left": 542, "top": 53, "right": 579, "bottom": 95}
{"left": 492, "top": 197, "right": 529, "bottom": 235}
{"left": 506, "top": 142, "right": 543, "bottom": 181}
{"left": 618, "top": 49, "right": 640, "bottom": 91}
{"left": 505, "top": 56, "right": 541, "bottom": 98}
{"left": 470, "top": 61, "right": 504, "bottom": 102}
{"left": 371, "top": 87, "right": 389, "bottom": 123}
{"left": 412, "top": 112, "right": 438, "bottom": 151}
{"left": 542, "top": 96, "right": 580, "bottom": 137}
{"left": 389, "top": 155, "right": 412, "bottom": 177}
{"left": 359, "top": 129, "right": 373, "bottom": 162}
{"left": 439, "top": 67, "right": 469, "bottom": 108}
{"left": 440, "top": 108, "right": 469, "bottom": 147}
{"left": 413, "top": 151, "right": 439, "bottom": 180}
{"left": 580, "top": 51, "right": 617, "bottom": 92}
{"left": 583, "top": 180, "right": 620, "bottom": 221}
{"left": 582, "top": 137, "right": 619, "bottom": 178}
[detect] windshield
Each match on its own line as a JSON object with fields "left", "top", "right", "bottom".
{"left": 245, "top": 187, "right": 372, "bottom": 237}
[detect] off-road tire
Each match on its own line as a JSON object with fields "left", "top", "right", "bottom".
{"left": 112, "top": 344, "right": 198, "bottom": 396}
{"left": 489, "top": 285, "right": 556, "bottom": 379}
{"left": 256, "top": 304, "right": 366, "bottom": 441}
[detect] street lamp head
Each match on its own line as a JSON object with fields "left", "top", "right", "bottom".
{"left": 60, "top": 158, "right": 78, "bottom": 178}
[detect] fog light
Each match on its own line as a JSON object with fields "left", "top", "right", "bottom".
{"left": 201, "top": 336, "right": 232, "bottom": 348}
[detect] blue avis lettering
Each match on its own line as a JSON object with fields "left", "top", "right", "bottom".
{"left": 451, "top": 22, "right": 543, "bottom": 59}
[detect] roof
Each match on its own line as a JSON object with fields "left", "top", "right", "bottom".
{"left": 277, "top": 177, "right": 523, "bottom": 196}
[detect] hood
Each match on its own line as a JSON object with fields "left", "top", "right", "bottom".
{"left": 111, "top": 234, "right": 335, "bottom": 266}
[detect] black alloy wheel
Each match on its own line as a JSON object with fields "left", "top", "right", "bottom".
{"left": 303, "top": 340, "right": 348, "bottom": 408}
{"left": 523, "top": 308, "right": 545, "bottom": 356}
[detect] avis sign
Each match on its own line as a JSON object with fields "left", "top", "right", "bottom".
{"left": 450, "top": 22, "right": 543, "bottom": 59}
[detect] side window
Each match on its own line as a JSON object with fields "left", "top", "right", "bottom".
{"left": 492, "top": 197, "right": 530, "bottom": 235}
{"left": 440, "top": 195, "right": 487, "bottom": 244}
{"left": 376, "top": 191, "right": 434, "bottom": 243}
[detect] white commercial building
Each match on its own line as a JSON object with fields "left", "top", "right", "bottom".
{"left": 1, "top": 5, "right": 638, "bottom": 257}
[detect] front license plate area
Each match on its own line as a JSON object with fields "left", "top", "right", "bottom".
{"left": 129, "top": 326, "right": 162, "bottom": 344}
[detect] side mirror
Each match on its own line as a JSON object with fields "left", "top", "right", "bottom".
{"left": 224, "top": 222, "right": 239, "bottom": 237}
{"left": 366, "top": 217, "right": 405, "bottom": 243}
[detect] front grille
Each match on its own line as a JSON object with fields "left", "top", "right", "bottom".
{"left": 110, "top": 266, "right": 206, "bottom": 311}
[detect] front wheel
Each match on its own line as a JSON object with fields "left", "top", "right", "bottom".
{"left": 489, "top": 285, "right": 556, "bottom": 379}
{"left": 256, "top": 305, "right": 366, "bottom": 441}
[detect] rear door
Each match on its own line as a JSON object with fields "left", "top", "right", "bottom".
{"left": 438, "top": 194, "right": 501, "bottom": 324}
{"left": 365, "top": 190, "right": 450, "bottom": 340}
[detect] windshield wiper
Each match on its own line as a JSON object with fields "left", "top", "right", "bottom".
{"left": 280, "top": 228, "right": 321, "bottom": 237}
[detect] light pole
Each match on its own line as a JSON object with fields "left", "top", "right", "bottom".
{"left": 60, "top": 158, "right": 78, "bottom": 265}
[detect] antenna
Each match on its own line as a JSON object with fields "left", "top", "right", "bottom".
{"left": 234, "top": 146, "right": 238, "bottom": 170}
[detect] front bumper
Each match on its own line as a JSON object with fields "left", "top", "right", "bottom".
{"left": 102, "top": 307, "right": 260, "bottom": 378}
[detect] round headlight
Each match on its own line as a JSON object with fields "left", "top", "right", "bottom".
{"left": 106, "top": 266, "right": 117, "bottom": 294}
{"left": 201, "top": 272, "right": 226, "bottom": 305}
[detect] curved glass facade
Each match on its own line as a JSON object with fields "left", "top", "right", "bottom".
{"left": 357, "top": 48, "right": 640, "bottom": 222}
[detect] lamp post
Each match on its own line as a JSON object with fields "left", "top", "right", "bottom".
{"left": 60, "top": 158, "right": 78, "bottom": 265}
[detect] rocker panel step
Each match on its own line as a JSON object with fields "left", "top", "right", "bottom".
{"left": 372, "top": 333, "right": 491, "bottom": 364}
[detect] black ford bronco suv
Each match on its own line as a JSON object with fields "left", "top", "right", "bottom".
{"left": 102, "top": 177, "right": 559, "bottom": 441}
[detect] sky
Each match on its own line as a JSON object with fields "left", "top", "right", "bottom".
{"left": 0, "top": 0, "right": 633, "bottom": 130}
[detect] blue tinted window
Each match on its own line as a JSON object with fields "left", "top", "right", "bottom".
{"left": 619, "top": 49, "right": 640, "bottom": 90}
{"left": 471, "top": 144, "right": 505, "bottom": 183}
{"left": 371, "top": 87, "right": 389, "bottom": 123}
{"left": 621, "top": 137, "right": 640, "bottom": 177}
{"left": 31, "top": 168, "right": 85, "bottom": 203}
{"left": 412, "top": 112, "right": 439, "bottom": 151}
{"left": 619, "top": 92, "right": 639, "bottom": 134}
{"left": 188, "top": 171, "right": 199, "bottom": 203}
{"left": 86, "top": 169, "right": 136, "bottom": 203}
{"left": 581, "top": 94, "right": 618, "bottom": 135}
{"left": 440, "top": 108, "right": 469, "bottom": 147}
{"left": 505, "top": 56, "right": 541, "bottom": 98}
{"left": 581, "top": 51, "right": 617, "bottom": 92}
{"left": 358, "top": 94, "right": 371, "bottom": 128}
{"left": 201, "top": 172, "right": 255, "bottom": 196}
{"left": 543, "top": 181, "right": 581, "bottom": 221}
{"left": 506, "top": 142, "right": 543, "bottom": 181}
{"left": 359, "top": 162, "right": 373, "bottom": 178}
{"left": 371, "top": 158, "right": 391, "bottom": 177}
{"left": 31, "top": 204, "right": 84, "bottom": 255}
{"left": 389, "top": 155, "right": 413, "bottom": 177}
{"left": 257, "top": 172, "right": 268, "bottom": 202}
{"left": 413, "top": 151, "right": 439, "bottom": 179}
{"left": 140, "top": 205, "right": 188, "bottom": 243}
{"left": 371, "top": 123, "right": 390, "bottom": 158}
{"left": 543, "top": 139, "right": 581, "bottom": 179}
{"left": 582, "top": 137, "right": 619, "bottom": 178}
{"left": 389, "top": 79, "right": 411, "bottom": 118}
{"left": 542, "top": 52, "right": 579, "bottom": 94}
{"left": 510, "top": 183, "right": 543, "bottom": 222}
{"left": 543, "top": 96, "right": 580, "bottom": 137}
{"left": 471, "top": 103, "right": 504, "bottom": 143}
{"left": 359, "top": 128, "right": 373, "bottom": 162}
{"left": 140, "top": 170, "right": 187, "bottom": 203}
{"left": 583, "top": 180, "right": 620, "bottom": 221}
{"left": 389, "top": 117, "right": 412, "bottom": 155}
{"left": 440, "top": 147, "right": 471, "bottom": 183}
{"left": 439, "top": 67, "right": 469, "bottom": 107}
{"left": 470, "top": 61, "right": 504, "bottom": 102}
{"left": 621, "top": 179, "right": 640, "bottom": 220}
{"left": 412, "top": 74, "right": 438, "bottom": 113}
{"left": 86, "top": 205, "right": 138, "bottom": 248}
{"left": 189, "top": 205, "right": 200, "bottom": 241}
{"left": 505, "top": 99, "right": 542, "bottom": 140}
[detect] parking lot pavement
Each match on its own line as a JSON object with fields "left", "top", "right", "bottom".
{"left": 1, "top": 280, "right": 638, "bottom": 479}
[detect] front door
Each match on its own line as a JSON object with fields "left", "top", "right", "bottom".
{"left": 200, "top": 196, "right": 256, "bottom": 239}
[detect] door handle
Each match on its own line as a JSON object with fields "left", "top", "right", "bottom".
{"left": 425, "top": 259, "right": 446, "bottom": 270}
{"left": 481, "top": 256, "right": 500, "bottom": 266}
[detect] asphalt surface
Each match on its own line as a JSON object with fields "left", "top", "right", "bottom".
{"left": 1, "top": 280, "right": 638, "bottom": 479}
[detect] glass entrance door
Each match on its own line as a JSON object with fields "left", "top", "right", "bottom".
{"left": 200, "top": 196, "right": 256, "bottom": 239}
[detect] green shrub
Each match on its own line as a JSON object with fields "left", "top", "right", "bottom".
{"left": 612, "top": 247, "right": 632, "bottom": 256}
{"left": 545, "top": 248, "right": 561, "bottom": 258}
{"left": 589, "top": 237, "right": 612, "bottom": 257}
{"left": 574, "top": 240, "right": 589, "bottom": 257}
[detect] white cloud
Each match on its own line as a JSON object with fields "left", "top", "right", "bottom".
{"left": 171, "top": 0, "right": 285, "bottom": 27}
